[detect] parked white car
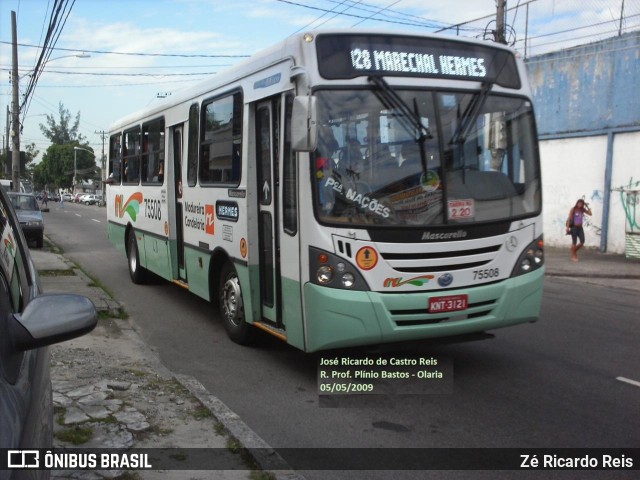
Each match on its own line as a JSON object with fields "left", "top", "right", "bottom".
{"left": 83, "top": 194, "right": 102, "bottom": 205}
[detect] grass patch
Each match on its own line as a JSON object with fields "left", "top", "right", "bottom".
{"left": 71, "top": 262, "right": 117, "bottom": 300}
{"left": 44, "top": 239, "right": 64, "bottom": 255}
{"left": 55, "top": 408, "right": 66, "bottom": 426}
{"left": 143, "top": 377, "right": 190, "bottom": 397}
{"left": 250, "top": 471, "right": 277, "bottom": 480}
{"left": 226, "top": 437, "right": 243, "bottom": 454}
{"left": 148, "top": 424, "right": 174, "bottom": 436}
{"left": 191, "top": 403, "right": 213, "bottom": 420}
{"left": 93, "top": 414, "right": 118, "bottom": 424}
{"left": 38, "top": 269, "right": 75, "bottom": 276}
{"left": 113, "top": 473, "right": 141, "bottom": 480}
{"left": 169, "top": 452, "right": 188, "bottom": 462}
{"left": 55, "top": 425, "right": 93, "bottom": 445}
{"left": 98, "top": 308, "right": 129, "bottom": 321}
{"left": 214, "top": 421, "right": 227, "bottom": 436}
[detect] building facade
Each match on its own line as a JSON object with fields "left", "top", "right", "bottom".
{"left": 526, "top": 31, "right": 640, "bottom": 255}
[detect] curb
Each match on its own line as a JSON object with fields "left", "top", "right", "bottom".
{"left": 545, "top": 272, "right": 640, "bottom": 279}
{"left": 177, "top": 375, "right": 303, "bottom": 480}
{"left": 121, "top": 328, "right": 302, "bottom": 480}
{"left": 39, "top": 240, "right": 301, "bottom": 479}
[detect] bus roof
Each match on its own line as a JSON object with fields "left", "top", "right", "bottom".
{"left": 108, "top": 28, "right": 519, "bottom": 132}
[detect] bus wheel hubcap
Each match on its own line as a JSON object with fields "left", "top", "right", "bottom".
{"left": 129, "top": 244, "right": 137, "bottom": 272}
{"left": 222, "top": 276, "right": 243, "bottom": 327}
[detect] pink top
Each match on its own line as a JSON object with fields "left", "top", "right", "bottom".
{"left": 573, "top": 209, "right": 584, "bottom": 226}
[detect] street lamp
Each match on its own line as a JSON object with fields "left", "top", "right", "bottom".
{"left": 73, "top": 146, "right": 94, "bottom": 194}
{"left": 19, "top": 52, "right": 91, "bottom": 79}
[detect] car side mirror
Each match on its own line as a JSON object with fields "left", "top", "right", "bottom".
{"left": 10, "top": 294, "right": 97, "bottom": 351}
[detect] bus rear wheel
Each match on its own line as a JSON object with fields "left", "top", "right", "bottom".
{"left": 219, "top": 262, "right": 255, "bottom": 345}
{"left": 127, "top": 231, "right": 149, "bottom": 284}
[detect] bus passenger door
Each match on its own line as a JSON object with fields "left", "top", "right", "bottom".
{"left": 255, "top": 101, "right": 281, "bottom": 327}
{"left": 171, "top": 124, "right": 185, "bottom": 279}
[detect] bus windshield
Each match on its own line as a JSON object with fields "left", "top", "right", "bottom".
{"left": 313, "top": 89, "right": 541, "bottom": 227}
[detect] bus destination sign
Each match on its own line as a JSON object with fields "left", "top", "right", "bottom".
{"left": 350, "top": 48, "right": 487, "bottom": 79}
{"left": 316, "top": 34, "right": 520, "bottom": 89}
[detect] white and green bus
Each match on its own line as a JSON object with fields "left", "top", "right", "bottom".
{"left": 107, "top": 30, "right": 543, "bottom": 352}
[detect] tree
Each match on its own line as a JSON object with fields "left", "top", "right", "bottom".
{"left": 39, "top": 102, "right": 86, "bottom": 145}
{"left": 34, "top": 143, "right": 97, "bottom": 190}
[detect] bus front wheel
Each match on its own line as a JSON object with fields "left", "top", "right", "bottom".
{"left": 219, "top": 262, "right": 255, "bottom": 345}
{"left": 127, "top": 231, "right": 149, "bottom": 284}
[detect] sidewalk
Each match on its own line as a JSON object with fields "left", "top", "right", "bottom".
{"left": 544, "top": 245, "right": 640, "bottom": 292}
{"left": 30, "top": 244, "right": 296, "bottom": 480}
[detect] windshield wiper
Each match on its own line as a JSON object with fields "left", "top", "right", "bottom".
{"left": 449, "top": 82, "right": 493, "bottom": 146}
{"left": 368, "top": 76, "right": 431, "bottom": 174}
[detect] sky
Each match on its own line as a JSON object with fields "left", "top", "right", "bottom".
{"left": 0, "top": 0, "right": 638, "bottom": 164}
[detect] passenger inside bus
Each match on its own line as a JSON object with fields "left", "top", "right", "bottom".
{"left": 157, "top": 161, "right": 164, "bottom": 183}
{"left": 316, "top": 125, "right": 339, "bottom": 212}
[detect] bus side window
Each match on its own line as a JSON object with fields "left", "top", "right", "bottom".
{"left": 187, "top": 103, "right": 199, "bottom": 187}
{"left": 109, "top": 134, "right": 122, "bottom": 184}
{"left": 123, "top": 127, "right": 141, "bottom": 184}
{"left": 141, "top": 118, "right": 165, "bottom": 185}
{"left": 199, "top": 92, "right": 242, "bottom": 186}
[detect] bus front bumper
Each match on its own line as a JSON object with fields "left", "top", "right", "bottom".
{"left": 302, "top": 267, "right": 544, "bottom": 352}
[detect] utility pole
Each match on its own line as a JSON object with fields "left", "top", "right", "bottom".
{"left": 495, "top": 0, "right": 507, "bottom": 44}
{"left": 95, "top": 129, "right": 107, "bottom": 201}
{"left": 11, "top": 11, "right": 20, "bottom": 191}
{"left": 5, "top": 106, "right": 9, "bottom": 174}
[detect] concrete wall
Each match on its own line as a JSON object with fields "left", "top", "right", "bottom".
{"left": 526, "top": 32, "right": 640, "bottom": 254}
{"left": 609, "top": 132, "right": 640, "bottom": 253}
{"left": 528, "top": 31, "right": 640, "bottom": 135}
{"left": 540, "top": 136, "right": 606, "bottom": 249}
{"left": 540, "top": 132, "right": 639, "bottom": 253}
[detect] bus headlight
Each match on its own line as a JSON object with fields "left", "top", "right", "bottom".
{"left": 341, "top": 273, "right": 355, "bottom": 288}
{"left": 317, "top": 266, "right": 333, "bottom": 284}
{"left": 511, "top": 235, "right": 544, "bottom": 277}
{"left": 309, "top": 247, "right": 370, "bottom": 291}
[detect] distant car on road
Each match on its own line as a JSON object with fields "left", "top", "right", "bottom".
{"left": 7, "top": 192, "right": 44, "bottom": 248}
{"left": 83, "top": 194, "right": 103, "bottom": 206}
{"left": 0, "top": 186, "right": 97, "bottom": 464}
{"left": 62, "top": 193, "right": 74, "bottom": 202}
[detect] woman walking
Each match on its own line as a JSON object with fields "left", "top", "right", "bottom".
{"left": 565, "top": 198, "right": 592, "bottom": 262}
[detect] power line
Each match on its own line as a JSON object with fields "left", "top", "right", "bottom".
{"left": 524, "top": 23, "right": 640, "bottom": 51}
{"left": 20, "top": 0, "right": 77, "bottom": 120}
{"left": 10, "top": 78, "right": 209, "bottom": 88}
{"left": 10, "top": 69, "right": 218, "bottom": 77}
{"left": 518, "top": 12, "right": 640, "bottom": 42}
{"left": 274, "top": 0, "right": 446, "bottom": 29}
{"left": 0, "top": 40, "right": 250, "bottom": 58}
{"left": 6, "top": 63, "right": 232, "bottom": 70}
{"left": 324, "top": 0, "right": 453, "bottom": 29}
{"left": 351, "top": 0, "right": 403, "bottom": 28}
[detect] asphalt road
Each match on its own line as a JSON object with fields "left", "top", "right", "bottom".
{"left": 42, "top": 202, "right": 640, "bottom": 479}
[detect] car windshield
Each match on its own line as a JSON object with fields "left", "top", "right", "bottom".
{"left": 313, "top": 89, "right": 541, "bottom": 227}
{"left": 10, "top": 194, "right": 38, "bottom": 211}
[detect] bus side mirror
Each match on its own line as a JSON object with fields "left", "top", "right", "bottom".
{"left": 291, "top": 96, "right": 317, "bottom": 152}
